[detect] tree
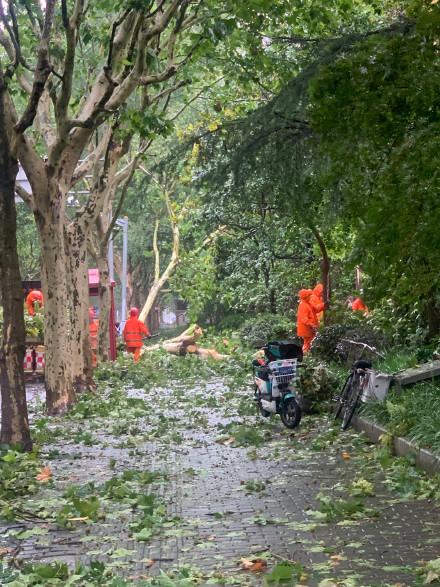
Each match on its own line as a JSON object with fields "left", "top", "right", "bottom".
{"left": 0, "top": 0, "right": 57, "bottom": 448}
{"left": 307, "top": 3, "right": 440, "bottom": 336}
{"left": 169, "top": 3, "right": 410, "bottom": 323}
{"left": 2, "top": 0, "right": 235, "bottom": 413}
{"left": 0, "top": 65, "right": 32, "bottom": 450}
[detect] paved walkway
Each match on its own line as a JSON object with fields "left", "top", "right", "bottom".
{"left": 2, "top": 377, "right": 440, "bottom": 586}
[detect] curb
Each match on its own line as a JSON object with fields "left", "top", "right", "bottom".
{"left": 351, "top": 415, "right": 440, "bottom": 476}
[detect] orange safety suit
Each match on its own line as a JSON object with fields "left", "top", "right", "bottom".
{"left": 89, "top": 308, "right": 99, "bottom": 366}
{"left": 310, "top": 283, "right": 326, "bottom": 322}
{"left": 123, "top": 308, "right": 150, "bottom": 361}
{"left": 352, "top": 297, "right": 369, "bottom": 315}
{"left": 26, "top": 290, "right": 43, "bottom": 316}
{"left": 297, "top": 289, "right": 317, "bottom": 353}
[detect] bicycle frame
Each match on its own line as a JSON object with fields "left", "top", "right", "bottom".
{"left": 334, "top": 339, "right": 385, "bottom": 429}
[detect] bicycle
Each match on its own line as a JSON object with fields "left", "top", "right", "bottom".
{"left": 333, "top": 339, "right": 386, "bottom": 430}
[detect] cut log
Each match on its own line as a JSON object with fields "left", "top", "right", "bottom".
{"left": 140, "top": 343, "right": 160, "bottom": 355}
{"left": 196, "top": 348, "right": 229, "bottom": 360}
{"left": 136, "top": 329, "right": 229, "bottom": 360}
{"left": 166, "top": 324, "right": 203, "bottom": 344}
{"left": 163, "top": 342, "right": 187, "bottom": 355}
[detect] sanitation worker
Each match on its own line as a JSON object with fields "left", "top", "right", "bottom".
{"left": 310, "top": 283, "right": 326, "bottom": 322}
{"left": 26, "top": 289, "right": 44, "bottom": 316}
{"left": 352, "top": 296, "right": 370, "bottom": 315}
{"left": 297, "top": 289, "right": 317, "bottom": 353}
{"left": 89, "top": 307, "right": 99, "bottom": 367}
{"left": 123, "top": 307, "right": 151, "bottom": 361}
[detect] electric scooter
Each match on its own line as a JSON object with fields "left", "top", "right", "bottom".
{"left": 252, "top": 341, "right": 303, "bottom": 429}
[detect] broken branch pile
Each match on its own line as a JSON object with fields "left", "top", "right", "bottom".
{"left": 142, "top": 324, "right": 229, "bottom": 360}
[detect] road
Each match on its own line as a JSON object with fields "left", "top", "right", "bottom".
{"left": 1, "top": 377, "right": 439, "bottom": 586}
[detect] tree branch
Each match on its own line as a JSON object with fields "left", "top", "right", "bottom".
{"left": 71, "top": 126, "right": 112, "bottom": 186}
{"left": 14, "top": 0, "right": 56, "bottom": 136}
{"left": 57, "top": 0, "right": 85, "bottom": 128}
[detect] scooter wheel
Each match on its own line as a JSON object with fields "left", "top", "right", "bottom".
{"left": 280, "top": 397, "right": 301, "bottom": 429}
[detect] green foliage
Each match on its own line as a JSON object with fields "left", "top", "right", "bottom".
{"left": 316, "top": 492, "right": 378, "bottom": 522}
{"left": 118, "top": 107, "right": 175, "bottom": 141}
{"left": 216, "top": 422, "right": 269, "bottom": 447}
{"left": 265, "top": 560, "right": 303, "bottom": 585}
{"left": 0, "top": 446, "right": 39, "bottom": 519}
{"left": 348, "top": 478, "right": 374, "bottom": 497}
{"left": 310, "top": 324, "right": 387, "bottom": 364}
{"left": 297, "top": 359, "right": 341, "bottom": 411}
{"left": 243, "top": 478, "right": 266, "bottom": 492}
{"left": 364, "top": 300, "right": 428, "bottom": 350}
{"left": 0, "top": 559, "right": 132, "bottom": 585}
{"left": 361, "top": 381, "right": 440, "bottom": 456}
{"left": 23, "top": 308, "right": 44, "bottom": 340}
{"left": 308, "top": 9, "right": 440, "bottom": 324}
{"left": 240, "top": 314, "right": 296, "bottom": 348}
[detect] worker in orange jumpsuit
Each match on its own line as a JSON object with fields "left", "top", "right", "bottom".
{"left": 352, "top": 297, "right": 370, "bottom": 315}
{"left": 89, "top": 307, "right": 99, "bottom": 367}
{"left": 123, "top": 307, "right": 151, "bottom": 361}
{"left": 26, "top": 290, "right": 43, "bottom": 316}
{"left": 310, "top": 283, "right": 327, "bottom": 322}
{"left": 297, "top": 289, "right": 317, "bottom": 353}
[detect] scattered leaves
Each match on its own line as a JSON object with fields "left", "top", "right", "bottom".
{"left": 35, "top": 466, "right": 52, "bottom": 482}
{"left": 240, "top": 557, "right": 267, "bottom": 572}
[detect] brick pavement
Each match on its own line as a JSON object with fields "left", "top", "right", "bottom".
{"left": 1, "top": 379, "right": 440, "bottom": 586}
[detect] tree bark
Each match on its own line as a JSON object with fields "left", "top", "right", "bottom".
{"left": 37, "top": 213, "right": 76, "bottom": 414}
{"left": 0, "top": 71, "right": 32, "bottom": 451}
{"left": 139, "top": 207, "right": 180, "bottom": 324}
{"left": 96, "top": 253, "right": 111, "bottom": 362}
{"left": 67, "top": 234, "right": 95, "bottom": 393}
{"left": 311, "top": 226, "right": 331, "bottom": 327}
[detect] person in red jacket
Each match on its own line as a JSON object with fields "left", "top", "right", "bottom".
{"left": 297, "top": 289, "right": 317, "bottom": 353}
{"left": 123, "top": 307, "right": 151, "bottom": 361}
{"left": 89, "top": 307, "right": 99, "bottom": 367}
{"left": 26, "top": 290, "right": 43, "bottom": 316}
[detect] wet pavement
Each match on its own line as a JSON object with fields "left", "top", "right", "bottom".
{"left": 1, "top": 377, "right": 439, "bottom": 586}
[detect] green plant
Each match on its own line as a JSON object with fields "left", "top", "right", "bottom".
{"left": 310, "top": 323, "right": 388, "bottom": 364}
{"left": 24, "top": 308, "right": 44, "bottom": 340}
{"left": 316, "top": 493, "right": 378, "bottom": 522}
{"left": 240, "top": 313, "right": 296, "bottom": 348}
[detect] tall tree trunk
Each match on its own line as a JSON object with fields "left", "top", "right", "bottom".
{"left": 67, "top": 236, "right": 95, "bottom": 392}
{"left": 310, "top": 226, "right": 331, "bottom": 327}
{"left": 37, "top": 216, "right": 76, "bottom": 414}
{"left": 0, "top": 72, "right": 32, "bottom": 451}
{"left": 96, "top": 253, "right": 111, "bottom": 362}
{"left": 139, "top": 221, "right": 180, "bottom": 324}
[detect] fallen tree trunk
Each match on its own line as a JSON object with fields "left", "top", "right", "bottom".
{"left": 167, "top": 324, "right": 202, "bottom": 344}
{"left": 196, "top": 348, "right": 229, "bottom": 360}
{"left": 139, "top": 324, "right": 228, "bottom": 359}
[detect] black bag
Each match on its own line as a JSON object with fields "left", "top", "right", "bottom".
{"left": 257, "top": 366, "right": 270, "bottom": 381}
{"left": 264, "top": 341, "right": 303, "bottom": 362}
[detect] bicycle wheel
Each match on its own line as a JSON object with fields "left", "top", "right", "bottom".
{"left": 341, "top": 374, "right": 363, "bottom": 430}
{"left": 334, "top": 372, "right": 354, "bottom": 421}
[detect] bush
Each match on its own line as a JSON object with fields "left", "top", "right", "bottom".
{"left": 297, "top": 358, "right": 340, "bottom": 412}
{"left": 239, "top": 313, "right": 297, "bottom": 348}
{"left": 218, "top": 313, "right": 250, "bottom": 331}
{"left": 310, "top": 323, "right": 388, "bottom": 364}
{"left": 365, "top": 299, "right": 427, "bottom": 348}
